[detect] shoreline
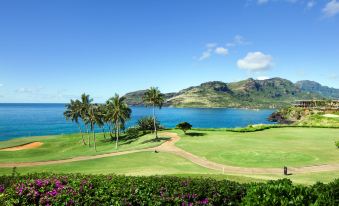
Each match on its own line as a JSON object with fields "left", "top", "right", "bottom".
{"left": 2, "top": 124, "right": 339, "bottom": 143}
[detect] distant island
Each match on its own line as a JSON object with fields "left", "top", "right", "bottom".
{"left": 124, "top": 77, "right": 339, "bottom": 109}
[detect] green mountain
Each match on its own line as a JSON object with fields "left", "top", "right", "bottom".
{"left": 295, "top": 80, "right": 339, "bottom": 99}
{"left": 124, "top": 78, "right": 329, "bottom": 108}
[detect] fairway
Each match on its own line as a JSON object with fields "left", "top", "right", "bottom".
{"left": 0, "top": 132, "right": 168, "bottom": 163}
{"left": 175, "top": 128, "right": 339, "bottom": 168}
{"left": 0, "top": 128, "right": 338, "bottom": 185}
{"left": 0, "top": 152, "right": 217, "bottom": 176}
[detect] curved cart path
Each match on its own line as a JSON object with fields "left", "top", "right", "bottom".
{"left": 1, "top": 132, "right": 339, "bottom": 175}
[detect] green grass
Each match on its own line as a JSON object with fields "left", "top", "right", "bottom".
{"left": 0, "top": 151, "right": 217, "bottom": 176}
{"left": 0, "top": 133, "right": 168, "bottom": 163}
{"left": 296, "top": 114, "right": 339, "bottom": 127}
{"left": 243, "top": 171, "right": 339, "bottom": 185}
{"left": 175, "top": 127, "right": 339, "bottom": 168}
{"left": 0, "top": 151, "right": 337, "bottom": 185}
{"left": 0, "top": 127, "right": 338, "bottom": 185}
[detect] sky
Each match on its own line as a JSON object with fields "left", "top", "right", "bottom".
{"left": 0, "top": 0, "right": 338, "bottom": 103}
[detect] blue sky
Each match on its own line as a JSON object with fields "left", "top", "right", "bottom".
{"left": 0, "top": 0, "right": 338, "bottom": 103}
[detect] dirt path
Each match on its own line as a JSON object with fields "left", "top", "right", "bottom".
{"left": 0, "top": 142, "right": 43, "bottom": 151}
{"left": 1, "top": 132, "right": 339, "bottom": 175}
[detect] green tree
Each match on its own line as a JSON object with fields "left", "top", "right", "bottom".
{"left": 176, "top": 122, "right": 192, "bottom": 134}
{"left": 79, "top": 93, "right": 93, "bottom": 147}
{"left": 98, "top": 104, "right": 108, "bottom": 139}
{"left": 143, "top": 87, "right": 165, "bottom": 139}
{"left": 106, "top": 94, "right": 132, "bottom": 149}
{"left": 64, "top": 99, "right": 87, "bottom": 145}
{"left": 87, "top": 104, "right": 103, "bottom": 151}
{"left": 137, "top": 116, "right": 160, "bottom": 134}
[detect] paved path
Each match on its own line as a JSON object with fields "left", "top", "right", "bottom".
{"left": 1, "top": 132, "right": 339, "bottom": 175}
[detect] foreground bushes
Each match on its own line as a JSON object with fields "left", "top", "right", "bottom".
{"left": 0, "top": 174, "right": 338, "bottom": 205}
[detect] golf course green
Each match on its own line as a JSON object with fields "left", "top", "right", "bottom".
{"left": 175, "top": 127, "right": 339, "bottom": 167}
{"left": 0, "top": 127, "right": 338, "bottom": 185}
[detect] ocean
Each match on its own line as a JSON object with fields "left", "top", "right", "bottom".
{"left": 0, "top": 103, "right": 275, "bottom": 140}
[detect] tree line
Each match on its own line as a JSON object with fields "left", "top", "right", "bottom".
{"left": 64, "top": 87, "right": 164, "bottom": 151}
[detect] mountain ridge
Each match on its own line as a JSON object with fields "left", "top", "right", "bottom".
{"left": 124, "top": 78, "right": 338, "bottom": 108}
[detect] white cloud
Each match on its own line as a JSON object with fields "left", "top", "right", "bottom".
{"left": 16, "top": 88, "right": 35, "bottom": 93}
{"left": 198, "top": 49, "right": 213, "bottom": 61}
{"left": 226, "top": 35, "right": 250, "bottom": 47}
{"left": 307, "top": 0, "right": 316, "bottom": 9}
{"left": 199, "top": 45, "right": 229, "bottom": 61}
{"left": 328, "top": 74, "right": 338, "bottom": 80}
{"left": 198, "top": 35, "right": 248, "bottom": 61}
{"left": 256, "top": 76, "right": 270, "bottom": 80}
{"left": 323, "top": 0, "right": 339, "bottom": 17}
{"left": 206, "top": 43, "right": 217, "bottom": 48}
{"left": 237, "top": 51, "right": 273, "bottom": 71}
{"left": 214, "top": 47, "right": 229, "bottom": 56}
{"left": 15, "top": 87, "right": 43, "bottom": 94}
{"left": 255, "top": 0, "right": 316, "bottom": 9}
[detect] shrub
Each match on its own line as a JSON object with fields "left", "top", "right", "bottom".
{"left": 0, "top": 174, "right": 338, "bottom": 205}
{"left": 242, "top": 179, "right": 317, "bottom": 205}
{"left": 125, "top": 127, "right": 140, "bottom": 139}
{"left": 335, "top": 141, "right": 339, "bottom": 149}
{"left": 137, "top": 116, "right": 161, "bottom": 134}
{"left": 176, "top": 122, "right": 192, "bottom": 134}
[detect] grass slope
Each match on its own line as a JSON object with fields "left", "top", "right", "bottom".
{"left": 0, "top": 133, "right": 168, "bottom": 163}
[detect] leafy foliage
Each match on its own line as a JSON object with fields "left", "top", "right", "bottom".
{"left": 0, "top": 174, "right": 338, "bottom": 206}
{"left": 64, "top": 93, "right": 132, "bottom": 150}
{"left": 143, "top": 87, "right": 165, "bottom": 138}
{"left": 335, "top": 141, "right": 339, "bottom": 149}
{"left": 137, "top": 116, "right": 161, "bottom": 134}
{"left": 125, "top": 127, "right": 140, "bottom": 139}
{"left": 176, "top": 122, "right": 192, "bottom": 134}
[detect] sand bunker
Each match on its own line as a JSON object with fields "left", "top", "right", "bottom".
{"left": 323, "top": 114, "right": 339, "bottom": 118}
{"left": 0, "top": 142, "right": 43, "bottom": 151}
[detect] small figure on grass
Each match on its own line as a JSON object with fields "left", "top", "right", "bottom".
{"left": 284, "top": 166, "right": 288, "bottom": 175}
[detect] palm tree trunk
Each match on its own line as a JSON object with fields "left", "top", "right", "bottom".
{"left": 153, "top": 104, "right": 158, "bottom": 139}
{"left": 86, "top": 125, "right": 91, "bottom": 147}
{"left": 93, "top": 130, "right": 97, "bottom": 152}
{"left": 115, "top": 125, "right": 117, "bottom": 139}
{"left": 115, "top": 121, "right": 119, "bottom": 149}
{"left": 108, "top": 124, "right": 114, "bottom": 140}
{"left": 77, "top": 124, "right": 87, "bottom": 145}
{"left": 102, "top": 128, "right": 106, "bottom": 140}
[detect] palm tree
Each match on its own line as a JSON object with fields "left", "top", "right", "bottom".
{"left": 105, "top": 101, "right": 116, "bottom": 140}
{"left": 87, "top": 104, "right": 103, "bottom": 151}
{"left": 80, "top": 93, "right": 93, "bottom": 147}
{"left": 143, "top": 87, "right": 165, "bottom": 139}
{"left": 106, "top": 94, "right": 132, "bottom": 149}
{"left": 64, "top": 99, "right": 87, "bottom": 145}
{"left": 98, "top": 104, "right": 107, "bottom": 139}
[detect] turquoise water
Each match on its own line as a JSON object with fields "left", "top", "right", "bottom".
{"left": 0, "top": 103, "right": 275, "bottom": 140}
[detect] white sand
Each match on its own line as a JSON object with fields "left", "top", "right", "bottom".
{"left": 323, "top": 114, "right": 339, "bottom": 118}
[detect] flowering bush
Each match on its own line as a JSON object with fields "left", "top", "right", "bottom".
{"left": 0, "top": 173, "right": 338, "bottom": 205}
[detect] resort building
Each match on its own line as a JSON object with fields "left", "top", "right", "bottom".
{"left": 293, "top": 100, "right": 339, "bottom": 110}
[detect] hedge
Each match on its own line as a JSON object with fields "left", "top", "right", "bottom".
{"left": 0, "top": 174, "right": 338, "bottom": 205}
